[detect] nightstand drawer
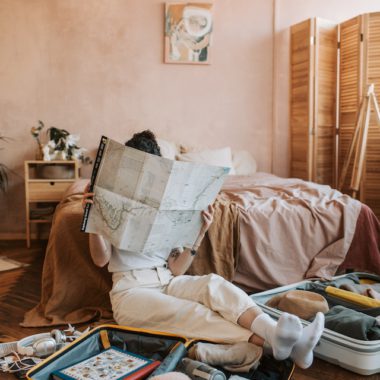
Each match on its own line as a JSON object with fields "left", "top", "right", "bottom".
{"left": 28, "top": 181, "right": 73, "bottom": 201}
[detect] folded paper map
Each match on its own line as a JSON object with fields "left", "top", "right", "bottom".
{"left": 81, "top": 136, "right": 230, "bottom": 253}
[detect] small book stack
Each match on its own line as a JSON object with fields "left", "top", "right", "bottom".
{"left": 51, "top": 346, "right": 161, "bottom": 380}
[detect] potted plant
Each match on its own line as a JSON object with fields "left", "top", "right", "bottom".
{"left": 31, "top": 121, "right": 91, "bottom": 162}
{"left": 30, "top": 121, "right": 92, "bottom": 179}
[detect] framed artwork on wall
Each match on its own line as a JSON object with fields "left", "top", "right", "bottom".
{"left": 164, "top": 2, "right": 213, "bottom": 64}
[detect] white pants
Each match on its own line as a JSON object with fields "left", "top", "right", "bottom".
{"left": 110, "top": 268, "right": 258, "bottom": 343}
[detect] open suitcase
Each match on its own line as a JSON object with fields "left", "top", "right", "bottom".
{"left": 250, "top": 272, "right": 380, "bottom": 376}
{"left": 26, "top": 324, "right": 295, "bottom": 380}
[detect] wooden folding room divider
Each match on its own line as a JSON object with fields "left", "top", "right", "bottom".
{"left": 290, "top": 12, "right": 380, "bottom": 219}
{"left": 290, "top": 18, "right": 338, "bottom": 187}
{"left": 338, "top": 12, "right": 380, "bottom": 218}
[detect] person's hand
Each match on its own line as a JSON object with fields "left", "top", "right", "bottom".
{"left": 82, "top": 182, "right": 94, "bottom": 210}
{"left": 200, "top": 204, "right": 214, "bottom": 235}
{"left": 193, "top": 204, "right": 214, "bottom": 250}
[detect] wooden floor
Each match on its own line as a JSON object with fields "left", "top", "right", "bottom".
{"left": 0, "top": 240, "right": 379, "bottom": 379}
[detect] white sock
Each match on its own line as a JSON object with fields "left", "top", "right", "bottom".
{"left": 290, "top": 312, "right": 325, "bottom": 369}
{"left": 250, "top": 312, "right": 302, "bottom": 360}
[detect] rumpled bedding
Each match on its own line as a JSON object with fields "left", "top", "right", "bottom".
{"left": 22, "top": 173, "right": 380, "bottom": 327}
{"left": 223, "top": 174, "right": 363, "bottom": 292}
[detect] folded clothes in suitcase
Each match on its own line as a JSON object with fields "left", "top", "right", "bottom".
{"left": 26, "top": 324, "right": 295, "bottom": 380}
{"left": 250, "top": 272, "right": 380, "bottom": 376}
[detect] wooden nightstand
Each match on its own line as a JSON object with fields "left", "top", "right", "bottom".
{"left": 24, "top": 160, "right": 79, "bottom": 248}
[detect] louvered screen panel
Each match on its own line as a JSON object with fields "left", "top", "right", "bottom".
{"left": 363, "top": 12, "right": 380, "bottom": 218}
{"left": 290, "top": 20, "right": 313, "bottom": 180}
{"left": 314, "top": 19, "right": 337, "bottom": 186}
{"left": 338, "top": 16, "right": 362, "bottom": 194}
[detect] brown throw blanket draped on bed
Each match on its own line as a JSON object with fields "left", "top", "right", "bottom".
{"left": 187, "top": 197, "right": 240, "bottom": 280}
{"left": 22, "top": 193, "right": 114, "bottom": 326}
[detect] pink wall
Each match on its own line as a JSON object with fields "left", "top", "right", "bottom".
{"left": 0, "top": 0, "right": 274, "bottom": 237}
{"left": 1, "top": 0, "right": 380, "bottom": 237}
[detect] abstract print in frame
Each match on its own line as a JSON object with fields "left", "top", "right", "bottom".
{"left": 165, "top": 2, "right": 213, "bottom": 64}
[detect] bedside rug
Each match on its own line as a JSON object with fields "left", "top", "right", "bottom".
{"left": 0, "top": 256, "right": 29, "bottom": 272}
{"left": 0, "top": 257, "right": 29, "bottom": 304}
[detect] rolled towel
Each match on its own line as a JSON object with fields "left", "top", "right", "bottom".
{"left": 188, "top": 342, "right": 262, "bottom": 373}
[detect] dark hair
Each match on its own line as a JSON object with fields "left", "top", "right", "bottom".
{"left": 125, "top": 130, "right": 161, "bottom": 156}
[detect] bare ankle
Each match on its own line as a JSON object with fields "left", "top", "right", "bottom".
{"left": 249, "top": 333, "right": 264, "bottom": 347}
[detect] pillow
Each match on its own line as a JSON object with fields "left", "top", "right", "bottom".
{"left": 177, "top": 147, "right": 234, "bottom": 173}
{"left": 157, "top": 138, "right": 179, "bottom": 160}
{"left": 232, "top": 150, "right": 257, "bottom": 175}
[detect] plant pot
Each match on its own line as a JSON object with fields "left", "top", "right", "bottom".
{"left": 35, "top": 146, "right": 43, "bottom": 160}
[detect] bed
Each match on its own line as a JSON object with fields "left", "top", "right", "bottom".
{"left": 22, "top": 143, "right": 380, "bottom": 328}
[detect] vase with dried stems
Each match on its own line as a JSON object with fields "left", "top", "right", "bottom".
{"left": 30, "top": 120, "right": 44, "bottom": 160}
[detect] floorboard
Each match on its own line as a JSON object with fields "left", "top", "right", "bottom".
{"left": 0, "top": 240, "right": 379, "bottom": 379}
